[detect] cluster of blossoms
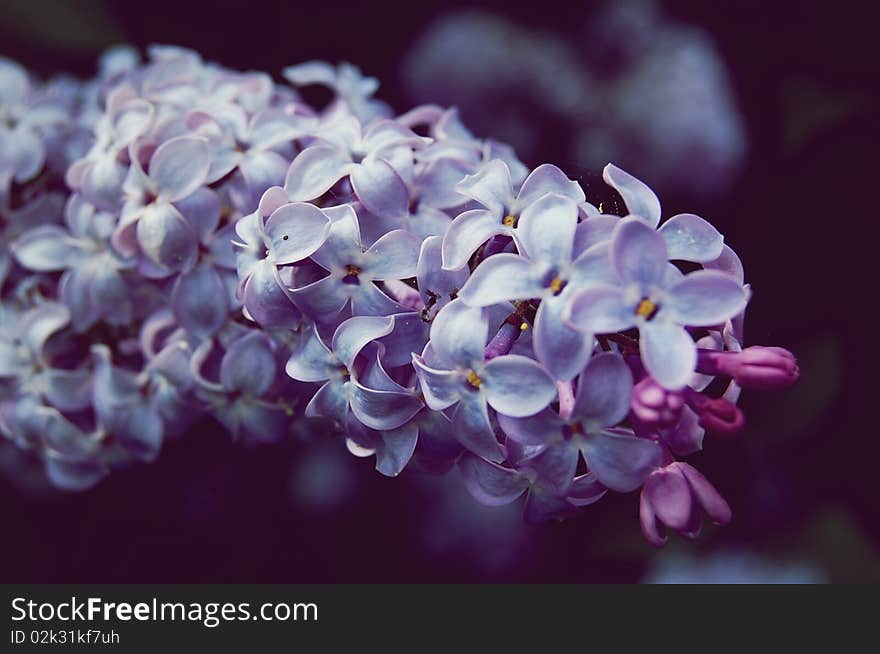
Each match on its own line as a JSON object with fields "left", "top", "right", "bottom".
{"left": 0, "top": 46, "right": 798, "bottom": 545}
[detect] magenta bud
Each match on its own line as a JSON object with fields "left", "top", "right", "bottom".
{"left": 684, "top": 388, "right": 745, "bottom": 436}
{"left": 631, "top": 376, "right": 684, "bottom": 429}
{"left": 696, "top": 345, "right": 799, "bottom": 391}
{"left": 732, "top": 346, "right": 800, "bottom": 390}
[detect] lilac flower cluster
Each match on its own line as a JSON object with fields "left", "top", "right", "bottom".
{"left": 0, "top": 47, "right": 798, "bottom": 546}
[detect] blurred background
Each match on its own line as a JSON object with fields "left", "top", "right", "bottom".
{"left": 1, "top": 0, "right": 876, "bottom": 582}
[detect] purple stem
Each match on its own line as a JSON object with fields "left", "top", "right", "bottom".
{"left": 382, "top": 280, "right": 425, "bottom": 311}
{"left": 484, "top": 321, "right": 520, "bottom": 360}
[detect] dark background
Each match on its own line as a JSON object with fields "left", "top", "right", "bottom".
{"left": 0, "top": 0, "right": 876, "bottom": 582}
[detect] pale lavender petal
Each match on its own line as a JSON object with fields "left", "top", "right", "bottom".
{"left": 603, "top": 163, "right": 661, "bottom": 227}
{"left": 377, "top": 312, "right": 430, "bottom": 367}
{"left": 517, "top": 163, "right": 585, "bottom": 207}
{"left": 565, "top": 284, "right": 634, "bottom": 334}
{"left": 580, "top": 431, "right": 663, "bottom": 492}
{"left": 331, "top": 315, "right": 395, "bottom": 369}
{"left": 429, "top": 299, "right": 487, "bottom": 368}
{"left": 459, "top": 453, "right": 528, "bottom": 506}
{"left": 533, "top": 294, "right": 593, "bottom": 382}
{"left": 283, "top": 144, "right": 351, "bottom": 201}
{"left": 567, "top": 241, "right": 617, "bottom": 288}
{"left": 265, "top": 202, "right": 331, "bottom": 265}
{"left": 285, "top": 325, "right": 334, "bottom": 382}
{"left": 376, "top": 423, "right": 419, "bottom": 477}
{"left": 289, "top": 274, "right": 350, "bottom": 319}
{"left": 515, "top": 193, "right": 577, "bottom": 264}
{"left": 23, "top": 302, "right": 69, "bottom": 355}
{"left": 568, "top": 472, "right": 607, "bottom": 507}
{"left": 350, "top": 282, "right": 407, "bottom": 316}
{"left": 704, "top": 244, "right": 744, "bottom": 285}
{"left": 417, "top": 235, "right": 469, "bottom": 307}
{"left": 174, "top": 187, "right": 220, "bottom": 241}
{"left": 349, "top": 156, "right": 409, "bottom": 219}
{"left": 572, "top": 352, "right": 633, "bottom": 427}
{"left": 243, "top": 259, "right": 301, "bottom": 328}
{"left": 43, "top": 368, "right": 93, "bottom": 412}
{"left": 412, "top": 354, "right": 462, "bottom": 410}
{"left": 309, "top": 204, "right": 362, "bottom": 272}
{"left": 641, "top": 322, "right": 697, "bottom": 390}
{"left": 149, "top": 136, "right": 211, "bottom": 202}
{"left": 171, "top": 264, "right": 229, "bottom": 337}
{"left": 497, "top": 409, "right": 563, "bottom": 446}
{"left": 220, "top": 331, "right": 276, "bottom": 396}
{"left": 457, "top": 253, "right": 543, "bottom": 307}
{"left": 659, "top": 213, "right": 724, "bottom": 262}
{"left": 528, "top": 443, "right": 578, "bottom": 494}
{"left": 305, "top": 380, "right": 349, "bottom": 422}
{"left": 239, "top": 149, "right": 289, "bottom": 195}
{"left": 136, "top": 203, "right": 198, "bottom": 273}
{"left": 482, "top": 354, "right": 557, "bottom": 418}
{"left": 455, "top": 159, "right": 512, "bottom": 214}
{"left": 453, "top": 392, "right": 505, "bottom": 462}
{"left": 573, "top": 215, "right": 619, "bottom": 254}
{"left": 611, "top": 216, "right": 668, "bottom": 286}
{"left": 10, "top": 225, "right": 84, "bottom": 271}
{"left": 349, "top": 381, "right": 423, "bottom": 430}
{"left": 362, "top": 229, "right": 421, "bottom": 279}
{"left": 665, "top": 270, "right": 748, "bottom": 326}
{"left": 441, "top": 208, "right": 504, "bottom": 271}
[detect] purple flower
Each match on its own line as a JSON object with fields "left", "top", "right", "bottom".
{"left": 10, "top": 194, "right": 134, "bottom": 331}
{"left": 112, "top": 135, "right": 212, "bottom": 275}
{"left": 602, "top": 164, "right": 725, "bottom": 262}
{"left": 640, "top": 461, "right": 732, "bottom": 547}
{"left": 288, "top": 204, "right": 421, "bottom": 319}
{"left": 282, "top": 116, "right": 423, "bottom": 219}
{"left": 0, "top": 302, "right": 92, "bottom": 412}
{"left": 412, "top": 299, "right": 556, "bottom": 462}
{"left": 456, "top": 193, "right": 616, "bottom": 380}
{"left": 498, "top": 352, "right": 663, "bottom": 493}
{"left": 283, "top": 61, "right": 391, "bottom": 123}
{"left": 233, "top": 188, "right": 332, "bottom": 327}
{"left": 441, "top": 159, "right": 585, "bottom": 270}
{"left": 565, "top": 216, "right": 748, "bottom": 389}
{"left": 191, "top": 331, "right": 290, "bottom": 442}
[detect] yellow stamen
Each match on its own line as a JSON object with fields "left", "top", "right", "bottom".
{"left": 466, "top": 370, "right": 482, "bottom": 388}
{"left": 570, "top": 422, "right": 585, "bottom": 436}
{"left": 598, "top": 202, "right": 604, "bottom": 213}
{"left": 549, "top": 276, "right": 564, "bottom": 294}
{"left": 345, "top": 264, "right": 361, "bottom": 276}
{"left": 520, "top": 322, "right": 529, "bottom": 331}
{"left": 341, "top": 366, "right": 351, "bottom": 378}
{"left": 635, "top": 298, "right": 657, "bottom": 319}
{"left": 502, "top": 214, "right": 517, "bottom": 227}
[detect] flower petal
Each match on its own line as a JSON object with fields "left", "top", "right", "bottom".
{"left": 441, "top": 208, "right": 505, "bottom": 271}
{"left": 283, "top": 144, "right": 350, "bottom": 201}
{"left": 533, "top": 293, "right": 594, "bottom": 381}
{"left": 455, "top": 159, "right": 512, "bottom": 214}
{"left": 10, "top": 225, "right": 84, "bottom": 272}
{"left": 515, "top": 193, "right": 577, "bottom": 264}
{"left": 603, "top": 163, "right": 661, "bottom": 227}
{"left": 457, "top": 253, "right": 542, "bottom": 307}
{"left": 665, "top": 270, "right": 748, "bottom": 326}
{"left": 482, "top": 354, "right": 556, "bottom": 418}
{"left": 565, "top": 284, "right": 634, "bottom": 334}
{"left": 580, "top": 431, "right": 663, "bottom": 492}
{"left": 375, "top": 423, "right": 419, "bottom": 477}
{"left": 659, "top": 213, "right": 724, "bottom": 262}
{"left": 453, "top": 392, "right": 505, "bottom": 462}
{"left": 285, "top": 325, "right": 334, "bottom": 382}
{"left": 171, "top": 263, "right": 229, "bottom": 337}
{"left": 331, "top": 315, "right": 395, "bottom": 370}
{"left": 429, "top": 299, "right": 487, "bottom": 369}
{"left": 497, "top": 409, "right": 564, "bottom": 446}
{"left": 640, "top": 322, "right": 697, "bottom": 390}
{"left": 220, "top": 331, "right": 276, "bottom": 396}
{"left": 611, "top": 216, "right": 668, "bottom": 286}
{"left": 459, "top": 453, "right": 528, "bottom": 506}
{"left": 149, "top": 136, "right": 211, "bottom": 202}
{"left": 136, "top": 202, "right": 198, "bottom": 273}
{"left": 349, "top": 156, "right": 409, "bottom": 219}
{"left": 572, "top": 352, "right": 633, "bottom": 427}
{"left": 362, "top": 229, "right": 421, "bottom": 280}
{"left": 517, "top": 163, "right": 585, "bottom": 207}
{"left": 265, "top": 202, "right": 331, "bottom": 265}
{"left": 350, "top": 381, "right": 423, "bottom": 431}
